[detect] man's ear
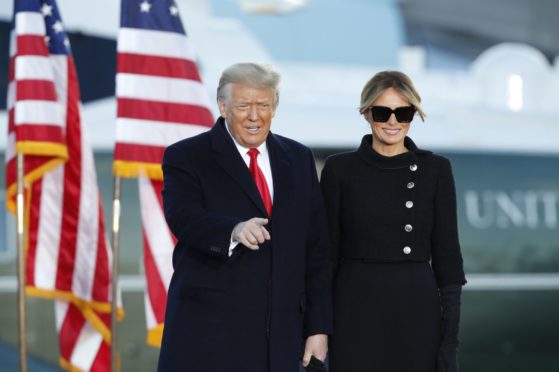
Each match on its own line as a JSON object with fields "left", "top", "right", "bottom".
{"left": 217, "top": 98, "right": 227, "bottom": 118}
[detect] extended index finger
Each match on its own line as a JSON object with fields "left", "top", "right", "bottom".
{"left": 252, "top": 218, "right": 269, "bottom": 226}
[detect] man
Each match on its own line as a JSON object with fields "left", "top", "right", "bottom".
{"left": 157, "top": 63, "right": 333, "bottom": 372}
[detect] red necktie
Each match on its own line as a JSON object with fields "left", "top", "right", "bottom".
{"left": 247, "top": 148, "right": 272, "bottom": 217}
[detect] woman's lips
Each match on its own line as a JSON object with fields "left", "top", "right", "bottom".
{"left": 382, "top": 128, "right": 400, "bottom": 135}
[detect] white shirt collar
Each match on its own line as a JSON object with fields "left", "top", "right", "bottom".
{"left": 222, "top": 118, "right": 274, "bottom": 200}
{"left": 223, "top": 119, "right": 270, "bottom": 159}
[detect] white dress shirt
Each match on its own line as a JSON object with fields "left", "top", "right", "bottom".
{"left": 224, "top": 121, "right": 274, "bottom": 255}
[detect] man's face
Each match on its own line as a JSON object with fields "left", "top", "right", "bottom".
{"left": 218, "top": 83, "right": 276, "bottom": 148}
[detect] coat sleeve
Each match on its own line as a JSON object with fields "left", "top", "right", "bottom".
{"left": 303, "top": 149, "right": 334, "bottom": 337}
{"left": 431, "top": 158, "right": 467, "bottom": 287}
{"left": 319, "top": 158, "right": 342, "bottom": 274}
{"left": 161, "top": 144, "right": 241, "bottom": 260}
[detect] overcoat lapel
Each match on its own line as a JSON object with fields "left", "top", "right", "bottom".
{"left": 266, "top": 132, "right": 293, "bottom": 211}
{"left": 210, "top": 118, "right": 268, "bottom": 217}
{"left": 266, "top": 130, "right": 294, "bottom": 267}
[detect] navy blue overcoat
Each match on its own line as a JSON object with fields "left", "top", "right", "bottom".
{"left": 157, "top": 118, "right": 333, "bottom": 372}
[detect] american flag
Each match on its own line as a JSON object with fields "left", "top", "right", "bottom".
{"left": 5, "top": 0, "right": 119, "bottom": 370}
{"left": 115, "top": 0, "right": 214, "bottom": 346}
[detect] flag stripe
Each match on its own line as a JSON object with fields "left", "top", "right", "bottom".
{"left": 70, "top": 318, "right": 105, "bottom": 371}
{"left": 55, "top": 300, "right": 69, "bottom": 331}
{"left": 15, "top": 55, "right": 55, "bottom": 80}
{"left": 17, "top": 80, "right": 58, "bottom": 101}
{"left": 34, "top": 167, "right": 64, "bottom": 290}
{"left": 58, "top": 302, "right": 86, "bottom": 362}
{"left": 71, "top": 76, "right": 99, "bottom": 301}
{"left": 8, "top": 109, "right": 14, "bottom": 131}
{"left": 92, "top": 213, "right": 110, "bottom": 301}
{"left": 140, "top": 178, "right": 174, "bottom": 291}
{"left": 116, "top": 73, "right": 212, "bottom": 107}
{"left": 118, "top": 27, "right": 197, "bottom": 60}
{"left": 16, "top": 35, "right": 50, "bottom": 56}
{"left": 114, "top": 143, "right": 166, "bottom": 164}
{"left": 117, "top": 98, "right": 214, "bottom": 126}
{"left": 14, "top": 100, "right": 63, "bottom": 126}
{"left": 5, "top": 132, "right": 16, "bottom": 162}
{"left": 26, "top": 180, "right": 42, "bottom": 286}
{"left": 9, "top": 31, "right": 16, "bottom": 57}
{"left": 15, "top": 12, "right": 46, "bottom": 36}
{"left": 8, "top": 124, "right": 65, "bottom": 143}
{"left": 7, "top": 81, "right": 15, "bottom": 110}
{"left": 55, "top": 87, "right": 81, "bottom": 294}
{"left": 118, "top": 52, "right": 202, "bottom": 81}
{"left": 143, "top": 233, "right": 168, "bottom": 324}
{"left": 116, "top": 118, "right": 210, "bottom": 147}
{"left": 89, "top": 337, "right": 110, "bottom": 372}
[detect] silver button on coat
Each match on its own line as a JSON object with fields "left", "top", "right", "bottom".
{"left": 406, "top": 201, "right": 414, "bottom": 208}
{"left": 410, "top": 164, "right": 418, "bottom": 171}
{"left": 403, "top": 246, "right": 412, "bottom": 254}
{"left": 405, "top": 224, "right": 413, "bottom": 232}
{"left": 407, "top": 182, "right": 415, "bottom": 189}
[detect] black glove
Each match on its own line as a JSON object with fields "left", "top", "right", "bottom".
{"left": 437, "top": 285, "right": 462, "bottom": 372}
{"left": 437, "top": 348, "right": 458, "bottom": 372}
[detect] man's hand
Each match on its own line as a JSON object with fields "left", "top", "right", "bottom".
{"left": 231, "top": 218, "right": 271, "bottom": 250}
{"left": 302, "top": 334, "right": 328, "bottom": 367}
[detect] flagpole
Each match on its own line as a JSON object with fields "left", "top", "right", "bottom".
{"left": 110, "top": 175, "right": 122, "bottom": 372}
{"left": 16, "top": 153, "right": 28, "bottom": 372}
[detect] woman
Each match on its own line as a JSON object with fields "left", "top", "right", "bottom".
{"left": 321, "top": 70, "right": 466, "bottom": 372}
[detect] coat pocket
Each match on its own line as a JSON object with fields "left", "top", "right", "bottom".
{"left": 179, "top": 284, "right": 225, "bottom": 303}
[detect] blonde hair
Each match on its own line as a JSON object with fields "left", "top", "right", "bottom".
{"left": 217, "top": 62, "right": 281, "bottom": 106}
{"left": 359, "top": 70, "right": 425, "bottom": 121}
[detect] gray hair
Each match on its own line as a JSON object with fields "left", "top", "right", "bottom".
{"left": 217, "top": 63, "right": 281, "bottom": 106}
{"left": 359, "top": 70, "right": 426, "bottom": 121}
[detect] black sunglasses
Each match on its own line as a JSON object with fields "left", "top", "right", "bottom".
{"left": 369, "top": 105, "right": 416, "bottom": 123}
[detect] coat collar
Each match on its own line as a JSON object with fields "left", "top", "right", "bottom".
{"left": 210, "top": 117, "right": 292, "bottom": 217}
{"left": 357, "top": 135, "right": 431, "bottom": 169}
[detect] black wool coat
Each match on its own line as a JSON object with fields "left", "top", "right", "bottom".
{"left": 320, "top": 135, "right": 466, "bottom": 287}
{"left": 157, "top": 118, "right": 333, "bottom": 372}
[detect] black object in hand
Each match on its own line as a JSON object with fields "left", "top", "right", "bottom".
{"left": 305, "top": 355, "right": 327, "bottom": 372}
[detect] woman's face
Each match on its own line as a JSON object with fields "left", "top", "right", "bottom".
{"left": 365, "top": 87, "right": 412, "bottom": 151}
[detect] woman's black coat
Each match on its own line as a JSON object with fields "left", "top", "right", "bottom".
{"left": 321, "top": 135, "right": 466, "bottom": 287}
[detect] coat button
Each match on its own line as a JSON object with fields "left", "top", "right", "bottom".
{"left": 407, "top": 182, "right": 415, "bottom": 189}
{"left": 405, "top": 224, "right": 413, "bottom": 232}
{"left": 403, "top": 246, "right": 412, "bottom": 254}
{"left": 405, "top": 201, "right": 414, "bottom": 208}
{"left": 410, "top": 164, "right": 418, "bottom": 172}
